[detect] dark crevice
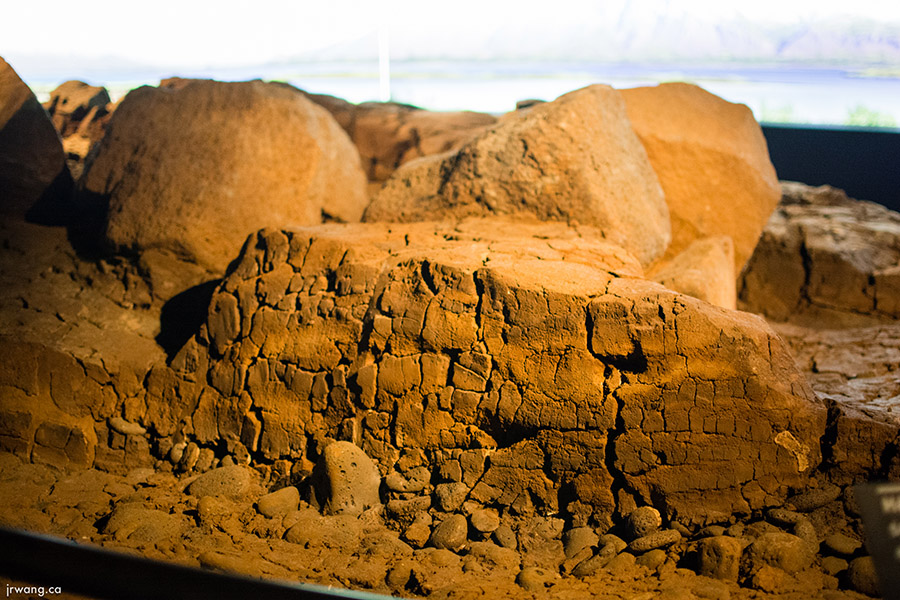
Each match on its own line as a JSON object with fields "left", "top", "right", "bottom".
{"left": 157, "top": 279, "right": 221, "bottom": 361}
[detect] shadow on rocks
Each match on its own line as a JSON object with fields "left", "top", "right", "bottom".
{"left": 156, "top": 279, "right": 220, "bottom": 360}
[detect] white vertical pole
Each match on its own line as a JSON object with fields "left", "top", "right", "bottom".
{"left": 378, "top": 24, "right": 391, "bottom": 102}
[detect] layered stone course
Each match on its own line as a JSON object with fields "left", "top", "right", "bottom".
{"left": 127, "top": 220, "right": 826, "bottom": 525}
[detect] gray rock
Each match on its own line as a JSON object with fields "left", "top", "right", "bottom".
{"left": 745, "top": 532, "right": 814, "bottom": 575}
{"left": 187, "top": 465, "right": 252, "bottom": 499}
{"left": 788, "top": 483, "right": 842, "bottom": 512}
{"left": 430, "top": 514, "right": 469, "bottom": 552}
{"left": 848, "top": 556, "right": 879, "bottom": 597}
{"left": 629, "top": 529, "right": 682, "bottom": 553}
{"left": 493, "top": 524, "right": 517, "bottom": 550}
{"left": 725, "top": 522, "right": 744, "bottom": 538}
{"left": 823, "top": 532, "right": 862, "bottom": 556}
{"left": 257, "top": 486, "right": 300, "bottom": 518}
{"left": 563, "top": 526, "right": 599, "bottom": 559}
{"left": 312, "top": 441, "right": 381, "bottom": 515}
{"left": 697, "top": 535, "right": 744, "bottom": 581}
{"left": 792, "top": 517, "right": 818, "bottom": 551}
{"left": 434, "top": 482, "right": 469, "bottom": 512}
{"left": 469, "top": 507, "right": 500, "bottom": 534}
{"left": 627, "top": 506, "right": 662, "bottom": 539}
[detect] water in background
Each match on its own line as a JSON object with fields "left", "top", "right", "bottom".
{"left": 26, "top": 60, "right": 900, "bottom": 128}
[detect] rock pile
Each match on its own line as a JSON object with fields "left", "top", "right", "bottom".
{"left": 43, "top": 80, "right": 114, "bottom": 179}
{"left": 77, "top": 79, "right": 369, "bottom": 297}
{"left": 739, "top": 182, "right": 900, "bottom": 326}
{"left": 0, "top": 58, "right": 72, "bottom": 222}
{"left": 1, "top": 54, "right": 897, "bottom": 599}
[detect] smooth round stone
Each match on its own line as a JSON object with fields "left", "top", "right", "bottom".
{"left": 469, "top": 507, "right": 501, "bottom": 534}
{"left": 257, "top": 486, "right": 300, "bottom": 518}
{"left": 430, "top": 514, "right": 469, "bottom": 552}
{"left": 187, "top": 465, "right": 251, "bottom": 499}
{"left": 493, "top": 524, "right": 517, "bottom": 550}
{"left": 848, "top": 556, "right": 880, "bottom": 597}
{"left": 635, "top": 548, "right": 667, "bottom": 570}
{"left": 563, "top": 526, "right": 600, "bottom": 559}
{"left": 824, "top": 532, "right": 863, "bottom": 556}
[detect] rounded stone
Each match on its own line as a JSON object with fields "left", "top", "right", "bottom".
{"left": 821, "top": 555, "right": 849, "bottom": 576}
{"left": 697, "top": 535, "right": 744, "bottom": 581}
{"left": 635, "top": 548, "right": 668, "bottom": 571}
{"left": 257, "top": 486, "right": 300, "bottom": 518}
{"left": 629, "top": 528, "right": 682, "bottom": 553}
{"left": 312, "top": 441, "right": 381, "bottom": 515}
{"left": 187, "top": 465, "right": 252, "bottom": 499}
{"left": 847, "top": 556, "right": 880, "bottom": 597}
{"left": 563, "top": 526, "right": 600, "bottom": 559}
{"left": 627, "top": 506, "right": 662, "bottom": 539}
{"left": 605, "top": 551, "right": 637, "bottom": 575}
{"left": 493, "top": 524, "right": 518, "bottom": 550}
{"left": 469, "top": 507, "right": 501, "bottom": 534}
{"left": 745, "top": 532, "right": 814, "bottom": 575}
{"left": 430, "top": 514, "right": 469, "bottom": 552}
{"left": 823, "top": 532, "right": 862, "bottom": 556}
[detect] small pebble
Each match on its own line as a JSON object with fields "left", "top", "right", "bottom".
{"left": 430, "top": 514, "right": 468, "bottom": 552}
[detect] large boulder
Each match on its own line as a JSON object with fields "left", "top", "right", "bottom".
{"left": 163, "top": 217, "right": 825, "bottom": 526}
{"left": 43, "top": 80, "right": 111, "bottom": 137}
{"left": 621, "top": 82, "right": 780, "bottom": 274}
{"left": 78, "top": 79, "right": 368, "bottom": 281}
{"left": 305, "top": 95, "right": 497, "bottom": 183}
{"left": 0, "top": 57, "right": 72, "bottom": 222}
{"left": 363, "top": 85, "right": 670, "bottom": 267}
{"left": 739, "top": 182, "right": 900, "bottom": 326}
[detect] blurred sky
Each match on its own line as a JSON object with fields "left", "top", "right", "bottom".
{"left": 4, "top": 0, "right": 900, "bottom": 69}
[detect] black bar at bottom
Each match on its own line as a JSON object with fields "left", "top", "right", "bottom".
{"left": 0, "top": 526, "right": 400, "bottom": 600}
